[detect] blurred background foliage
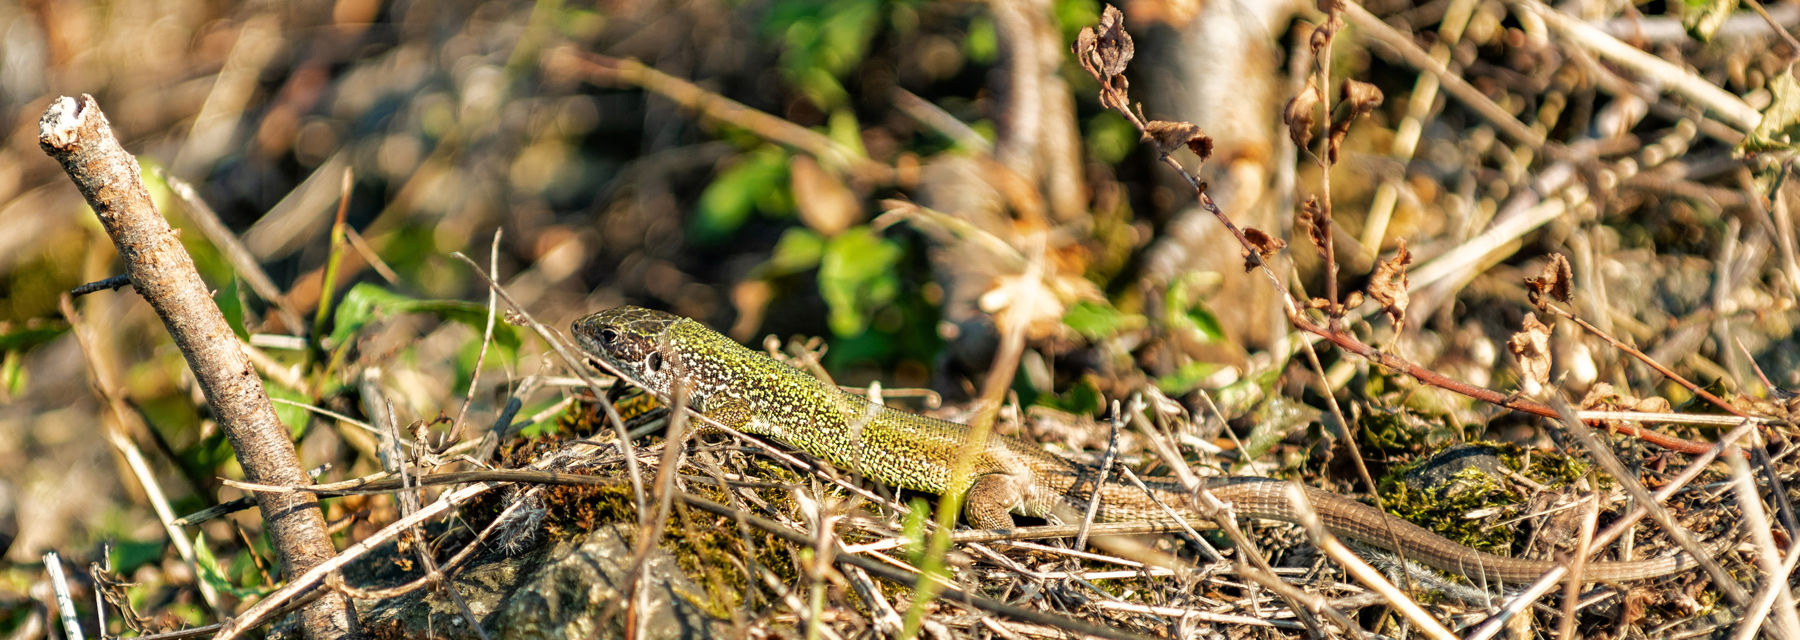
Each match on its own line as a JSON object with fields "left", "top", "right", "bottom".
{"left": 0, "top": 0, "right": 1797, "bottom": 635}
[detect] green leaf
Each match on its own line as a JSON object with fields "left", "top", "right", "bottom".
{"left": 215, "top": 278, "right": 249, "bottom": 341}
{"left": 818, "top": 226, "right": 902, "bottom": 336}
{"left": 193, "top": 532, "right": 269, "bottom": 599}
{"left": 1039, "top": 375, "right": 1105, "bottom": 416}
{"left": 1155, "top": 360, "right": 1224, "bottom": 396}
{"left": 0, "top": 322, "right": 65, "bottom": 351}
{"left": 1744, "top": 69, "right": 1800, "bottom": 153}
{"left": 268, "top": 385, "right": 311, "bottom": 440}
{"left": 768, "top": 227, "right": 826, "bottom": 275}
{"left": 827, "top": 109, "right": 867, "bottom": 159}
{"left": 766, "top": 0, "right": 881, "bottom": 110}
{"left": 328, "top": 282, "right": 519, "bottom": 349}
{"left": 1212, "top": 365, "right": 1280, "bottom": 418}
{"left": 108, "top": 539, "right": 167, "bottom": 575}
{"left": 1240, "top": 395, "right": 1320, "bottom": 462}
{"left": 694, "top": 147, "right": 791, "bottom": 244}
{"left": 1165, "top": 272, "right": 1225, "bottom": 343}
{"left": 1062, "top": 300, "right": 1144, "bottom": 340}
{"left": 1681, "top": 0, "right": 1739, "bottom": 41}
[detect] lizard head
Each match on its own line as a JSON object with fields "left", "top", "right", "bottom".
{"left": 571, "top": 306, "right": 683, "bottom": 395}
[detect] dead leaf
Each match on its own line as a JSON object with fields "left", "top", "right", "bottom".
{"left": 1341, "top": 79, "right": 1384, "bottom": 113}
{"left": 1298, "top": 196, "right": 1329, "bottom": 257}
{"left": 1089, "top": 6, "right": 1133, "bottom": 78}
{"left": 791, "top": 155, "right": 861, "bottom": 236}
{"left": 1367, "top": 238, "right": 1411, "bottom": 330}
{"left": 1509, "top": 312, "right": 1553, "bottom": 390}
{"left": 1525, "top": 253, "right": 1574, "bottom": 312}
{"left": 1327, "top": 80, "right": 1384, "bottom": 163}
{"left": 1284, "top": 76, "right": 1320, "bottom": 150}
{"left": 1074, "top": 5, "right": 1135, "bottom": 108}
{"left": 1578, "top": 382, "right": 1620, "bottom": 409}
{"left": 1145, "top": 120, "right": 1212, "bottom": 160}
{"left": 1241, "top": 227, "right": 1286, "bottom": 271}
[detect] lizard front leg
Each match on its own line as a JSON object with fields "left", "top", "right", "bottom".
{"left": 963, "top": 472, "right": 1033, "bottom": 529}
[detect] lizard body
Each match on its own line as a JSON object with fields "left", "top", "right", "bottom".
{"left": 572, "top": 306, "right": 1705, "bottom": 584}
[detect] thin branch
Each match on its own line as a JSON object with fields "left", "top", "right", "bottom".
{"left": 70, "top": 275, "right": 132, "bottom": 297}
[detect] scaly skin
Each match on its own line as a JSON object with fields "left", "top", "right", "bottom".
{"left": 572, "top": 306, "right": 1706, "bottom": 584}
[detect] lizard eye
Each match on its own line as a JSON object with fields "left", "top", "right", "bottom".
{"left": 598, "top": 328, "right": 619, "bottom": 345}
{"left": 646, "top": 352, "right": 663, "bottom": 372}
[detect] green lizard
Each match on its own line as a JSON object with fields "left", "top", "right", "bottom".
{"left": 572, "top": 306, "right": 1709, "bottom": 583}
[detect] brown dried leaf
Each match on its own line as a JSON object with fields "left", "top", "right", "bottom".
{"left": 1509, "top": 312, "right": 1553, "bottom": 389}
{"left": 1309, "top": 22, "right": 1333, "bottom": 57}
{"left": 1341, "top": 79, "right": 1384, "bottom": 113}
{"left": 1145, "top": 120, "right": 1212, "bottom": 160}
{"left": 1326, "top": 80, "right": 1384, "bottom": 163}
{"left": 1074, "top": 5, "right": 1134, "bottom": 81}
{"left": 1298, "top": 196, "right": 1329, "bottom": 257}
{"left": 1284, "top": 76, "right": 1320, "bottom": 150}
{"left": 1525, "top": 253, "right": 1574, "bottom": 312}
{"left": 1241, "top": 227, "right": 1286, "bottom": 271}
{"left": 1367, "top": 238, "right": 1411, "bottom": 331}
{"left": 1578, "top": 381, "right": 1621, "bottom": 409}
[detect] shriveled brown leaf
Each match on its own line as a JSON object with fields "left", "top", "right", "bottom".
{"left": 1325, "top": 80, "right": 1383, "bottom": 164}
{"left": 1367, "top": 238, "right": 1411, "bottom": 330}
{"left": 1525, "top": 253, "right": 1574, "bottom": 312}
{"left": 1579, "top": 382, "right": 1673, "bottom": 414}
{"left": 1240, "top": 227, "right": 1285, "bottom": 272}
{"left": 1578, "top": 381, "right": 1621, "bottom": 409}
{"left": 1074, "top": 5, "right": 1134, "bottom": 81}
{"left": 1284, "top": 76, "right": 1320, "bottom": 150}
{"left": 1633, "top": 395, "right": 1672, "bottom": 413}
{"left": 1509, "top": 312, "right": 1553, "bottom": 390}
{"left": 1341, "top": 79, "right": 1384, "bottom": 113}
{"left": 1298, "top": 195, "right": 1329, "bottom": 257}
{"left": 1309, "top": 21, "right": 1334, "bottom": 57}
{"left": 1145, "top": 120, "right": 1211, "bottom": 160}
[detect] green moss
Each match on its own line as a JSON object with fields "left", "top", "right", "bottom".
{"left": 1377, "top": 466, "right": 1515, "bottom": 553}
{"left": 1376, "top": 442, "right": 1596, "bottom": 556}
